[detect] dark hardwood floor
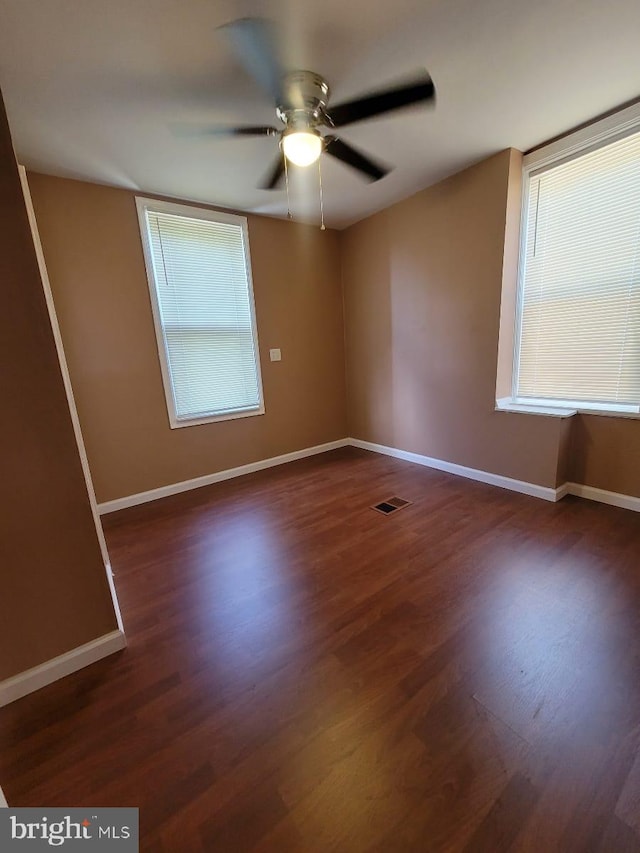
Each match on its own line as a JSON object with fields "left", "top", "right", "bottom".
{"left": 2, "top": 447, "right": 640, "bottom": 851}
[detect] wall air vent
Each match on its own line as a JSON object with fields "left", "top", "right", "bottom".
{"left": 371, "top": 496, "right": 412, "bottom": 515}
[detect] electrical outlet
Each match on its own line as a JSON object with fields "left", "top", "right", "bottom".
{"left": 269, "top": 348, "right": 282, "bottom": 362}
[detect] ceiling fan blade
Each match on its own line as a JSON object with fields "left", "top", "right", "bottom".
{"left": 218, "top": 17, "right": 284, "bottom": 104}
{"left": 327, "top": 72, "right": 435, "bottom": 128}
{"left": 324, "top": 136, "right": 390, "bottom": 182}
{"left": 260, "top": 152, "right": 285, "bottom": 189}
{"left": 171, "top": 122, "right": 278, "bottom": 138}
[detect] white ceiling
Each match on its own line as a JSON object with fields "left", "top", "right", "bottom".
{"left": 1, "top": 0, "right": 640, "bottom": 229}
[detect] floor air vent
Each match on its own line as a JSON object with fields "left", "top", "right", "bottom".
{"left": 371, "top": 496, "right": 412, "bottom": 515}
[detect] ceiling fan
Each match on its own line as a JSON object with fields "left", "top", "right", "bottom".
{"left": 176, "top": 17, "right": 436, "bottom": 189}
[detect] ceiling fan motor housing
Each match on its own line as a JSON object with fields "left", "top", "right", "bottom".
{"left": 276, "top": 70, "right": 330, "bottom": 129}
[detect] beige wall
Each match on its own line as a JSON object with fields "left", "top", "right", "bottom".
{"left": 341, "top": 149, "right": 569, "bottom": 490}
{"left": 341, "top": 147, "right": 640, "bottom": 496}
{"left": 28, "top": 152, "right": 640, "bottom": 507}
{"left": 28, "top": 174, "right": 348, "bottom": 503}
{"left": 0, "top": 94, "right": 118, "bottom": 681}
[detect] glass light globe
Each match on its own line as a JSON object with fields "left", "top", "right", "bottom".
{"left": 282, "top": 131, "right": 323, "bottom": 167}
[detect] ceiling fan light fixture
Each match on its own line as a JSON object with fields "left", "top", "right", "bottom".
{"left": 282, "top": 130, "right": 323, "bottom": 167}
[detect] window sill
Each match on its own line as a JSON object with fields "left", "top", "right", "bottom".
{"left": 496, "top": 398, "right": 640, "bottom": 420}
{"left": 495, "top": 399, "right": 576, "bottom": 418}
{"left": 170, "top": 406, "right": 265, "bottom": 429}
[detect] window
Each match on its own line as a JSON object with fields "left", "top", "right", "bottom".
{"left": 512, "top": 107, "right": 640, "bottom": 415}
{"left": 136, "top": 198, "right": 264, "bottom": 428}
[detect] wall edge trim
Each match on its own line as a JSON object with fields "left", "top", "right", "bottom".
{"left": 98, "top": 439, "right": 351, "bottom": 514}
{"left": 0, "top": 630, "right": 126, "bottom": 708}
{"left": 19, "top": 166, "right": 125, "bottom": 634}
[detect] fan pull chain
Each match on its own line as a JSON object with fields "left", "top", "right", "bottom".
{"left": 283, "top": 154, "right": 293, "bottom": 220}
{"left": 318, "top": 157, "right": 326, "bottom": 231}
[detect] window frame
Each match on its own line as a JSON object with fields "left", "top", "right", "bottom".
{"left": 136, "top": 196, "right": 265, "bottom": 429}
{"left": 509, "top": 101, "right": 640, "bottom": 418}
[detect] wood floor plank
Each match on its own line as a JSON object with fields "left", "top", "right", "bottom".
{"left": 462, "top": 772, "right": 540, "bottom": 853}
{"left": 617, "top": 742, "right": 640, "bottom": 835}
{"left": 595, "top": 815, "right": 640, "bottom": 853}
{"left": 1, "top": 447, "right": 639, "bottom": 852}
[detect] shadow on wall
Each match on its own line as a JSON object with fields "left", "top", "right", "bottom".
{"left": 567, "top": 415, "right": 590, "bottom": 486}
{"left": 568, "top": 414, "right": 640, "bottom": 497}
{"left": 343, "top": 209, "right": 394, "bottom": 443}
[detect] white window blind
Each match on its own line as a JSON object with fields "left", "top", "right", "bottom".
{"left": 516, "top": 129, "right": 640, "bottom": 409}
{"left": 137, "top": 199, "right": 263, "bottom": 427}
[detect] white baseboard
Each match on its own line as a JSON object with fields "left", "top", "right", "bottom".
{"left": 98, "top": 439, "right": 351, "bottom": 514}
{"left": 349, "top": 438, "right": 564, "bottom": 502}
{"left": 97, "top": 436, "right": 640, "bottom": 517}
{"left": 0, "top": 786, "right": 7, "bottom": 808}
{"left": 565, "top": 482, "right": 640, "bottom": 513}
{"left": 0, "top": 630, "right": 126, "bottom": 708}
